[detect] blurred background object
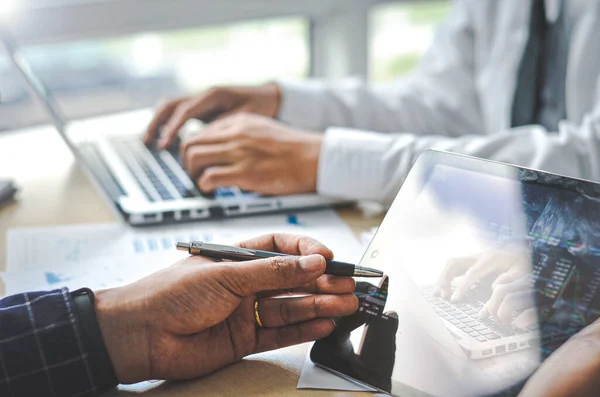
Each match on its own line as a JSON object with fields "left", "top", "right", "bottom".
{"left": 0, "top": 0, "right": 448, "bottom": 132}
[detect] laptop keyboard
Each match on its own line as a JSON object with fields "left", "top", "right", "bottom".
{"left": 422, "top": 286, "right": 533, "bottom": 343}
{"left": 110, "top": 137, "right": 248, "bottom": 202}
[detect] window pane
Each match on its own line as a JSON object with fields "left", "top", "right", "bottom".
{"left": 369, "top": 1, "right": 450, "bottom": 83}
{"left": 0, "top": 47, "right": 50, "bottom": 131}
{"left": 1, "top": 17, "right": 309, "bottom": 131}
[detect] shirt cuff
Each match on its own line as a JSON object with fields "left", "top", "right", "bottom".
{"left": 277, "top": 80, "right": 328, "bottom": 131}
{"left": 317, "top": 128, "right": 392, "bottom": 201}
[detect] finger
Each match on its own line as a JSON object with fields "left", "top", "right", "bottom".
{"left": 160, "top": 91, "right": 234, "bottom": 148}
{"left": 479, "top": 283, "right": 512, "bottom": 319}
{"left": 223, "top": 254, "right": 326, "bottom": 296}
{"left": 181, "top": 130, "right": 235, "bottom": 155}
{"left": 159, "top": 100, "right": 202, "bottom": 148}
{"left": 254, "top": 319, "right": 335, "bottom": 354}
{"left": 257, "top": 294, "right": 358, "bottom": 328}
{"left": 197, "top": 165, "right": 243, "bottom": 192}
{"left": 180, "top": 117, "right": 239, "bottom": 154}
{"left": 451, "top": 253, "right": 503, "bottom": 302}
{"left": 433, "top": 255, "right": 477, "bottom": 300}
{"left": 144, "top": 98, "right": 186, "bottom": 144}
{"left": 258, "top": 275, "right": 356, "bottom": 298}
{"left": 183, "top": 144, "right": 236, "bottom": 179}
{"left": 481, "top": 276, "right": 530, "bottom": 319}
{"left": 497, "top": 290, "right": 536, "bottom": 325}
{"left": 491, "top": 270, "right": 525, "bottom": 289}
{"left": 513, "top": 308, "right": 540, "bottom": 330}
{"left": 237, "top": 234, "right": 334, "bottom": 259}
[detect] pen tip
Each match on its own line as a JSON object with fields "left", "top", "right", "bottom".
{"left": 354, "top": 266, "right": 384, "bottom": 278}
{"left": 176, "top": 242, "right": 191, "bottom": 251}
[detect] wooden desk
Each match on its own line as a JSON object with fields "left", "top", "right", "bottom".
{"left": 0, "top": 126, "right": 384, "bottom": 397}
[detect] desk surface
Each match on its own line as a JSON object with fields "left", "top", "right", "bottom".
{"left": 0, "top": 126, "right": 384, "bottom": 397}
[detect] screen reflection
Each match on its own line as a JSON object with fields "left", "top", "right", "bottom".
{"left": 313, "top": 156, "right": 600, "bottom": 396}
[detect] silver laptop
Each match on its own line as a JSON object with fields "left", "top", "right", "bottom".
{"left": 0, "top": 28, "right": 348, "bottom": 225}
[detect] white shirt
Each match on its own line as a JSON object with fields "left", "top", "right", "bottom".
{"left": 277, "top": 0, "right": 600, "bottom": 204}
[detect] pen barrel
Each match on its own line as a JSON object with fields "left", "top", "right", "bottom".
{"left": 324, "top": 260, "right": 355, "bottom": 277}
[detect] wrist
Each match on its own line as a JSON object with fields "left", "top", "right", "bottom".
{"left": 300, "top": 132, "right": 323, "bottom": 193}
{"left": 95, "top": 286, "right": 150, "bottom": 384}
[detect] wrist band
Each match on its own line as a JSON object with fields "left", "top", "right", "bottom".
{"left": 70, "top": 288, "right": 119, "bottom": 392}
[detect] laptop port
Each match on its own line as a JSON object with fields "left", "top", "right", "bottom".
{"left": 163, "top": 211, "right": 175, "bottom": 221}
{"left": 482, "top": 349, "right": 493, "bottom": 356}
{"left": 143, "top": 213, "right": 155, "bottom": 220}
{"left": 495, "top": 346, "right": 506, "bottom": 354}
{"left": 247, "top": 202, "right": 272, "bottom": 210}
{"left": 227, "top": 205, "right": 241, "bottom": 212}
{"left": 508, "top": 343, "right": 517, "bottom": 351}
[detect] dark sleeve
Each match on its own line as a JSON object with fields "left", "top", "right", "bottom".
{"left": 0, "top": 288, "right": 118, "bottom": 397}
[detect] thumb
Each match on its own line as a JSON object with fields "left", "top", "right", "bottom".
{"left": 225, "top": 254, "right": 326, "bottom": 296}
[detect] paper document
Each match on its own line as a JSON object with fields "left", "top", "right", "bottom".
{"left": 3, "top": 210, "right": 364, "bottom": 296}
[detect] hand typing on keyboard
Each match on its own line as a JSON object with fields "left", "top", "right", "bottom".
{"left": 179, "top": 114, "right": 323, "bottom": 195}
{"left": 433, "top": 247, "right": 534, "bottom": 326}
{"left": 479, "top": 275, "right": 537, "bottom": 328}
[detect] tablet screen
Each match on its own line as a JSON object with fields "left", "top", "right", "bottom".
{"left": 311, "top": 151, "right": 600, "bottom": 396}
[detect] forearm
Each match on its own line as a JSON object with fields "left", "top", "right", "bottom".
{"left": 519, "top": 321, "right": 600, "bottom": 397}
{"left": 0, "top": 288, "right": 118, "bottom": 397}
{"left": 317, "top": 120, "right": 600, "bottom": 203}
{"left": 277, "top": 78, "right": 481, "bottom": 136}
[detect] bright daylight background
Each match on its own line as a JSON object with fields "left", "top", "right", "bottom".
{"left": 0, "top": 0, "right": 449, "bottom": 131}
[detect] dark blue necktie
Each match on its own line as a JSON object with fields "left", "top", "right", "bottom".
{"left": 511, "top": 0, "right": 569, "bottom": 131}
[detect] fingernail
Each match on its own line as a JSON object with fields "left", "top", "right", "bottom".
{"left": 299, "top": 255, "right": 323, "bottom": 272}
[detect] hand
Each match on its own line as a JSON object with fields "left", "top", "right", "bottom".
{"left": 180, "top": 113, "right": 323, "bottom": 195}
{"left": 519, "top": 319, "right": 600, "bottom": 397}
{"left": 144, "top": 83, "right": 281, "bottom": 149}
{"left": 479, "top": 275, "right": 536, "bottom": 327}
{"left": 94, "top": 234, "right": 358, "bottom": 384}
{"left": 433, "top": 247, "right": 530, "bottom": 302}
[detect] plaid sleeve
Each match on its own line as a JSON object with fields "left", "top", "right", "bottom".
{"left": 0, "top": 288, "right": 110, "bottom": 397}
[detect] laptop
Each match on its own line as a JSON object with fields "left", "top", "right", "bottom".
{"left": 0, "top": 28, "right": 349, "bottom": 225}
{"left": 312, "top": 150, "right": 600, "bottom": 395}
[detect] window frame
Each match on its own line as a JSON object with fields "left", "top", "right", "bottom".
{"left": 4, "top": 0, "right": 438, "bottom": 79}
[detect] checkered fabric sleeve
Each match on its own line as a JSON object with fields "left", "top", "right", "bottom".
{"left": 0, "top": 288, "right": 118, "bottom": 397}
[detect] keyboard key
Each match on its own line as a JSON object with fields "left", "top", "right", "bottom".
{"left": 476, "top": 336, "right": 487, "bottom": 342}
{"left": 472, "top": 325, "right": 487, "bottom": 332}
{"left": 485, "top": 333, "right": 501, "bottom": 340}
{"left": 495, "top": 327, "right": 515, "bottom": 337}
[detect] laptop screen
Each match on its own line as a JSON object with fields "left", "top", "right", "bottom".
{"left": 311, "top": 150, "right": 600, "bottom": 396}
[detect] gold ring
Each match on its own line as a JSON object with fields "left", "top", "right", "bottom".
{"left": 254, "top": 300, "right": 264, "bottom": 328}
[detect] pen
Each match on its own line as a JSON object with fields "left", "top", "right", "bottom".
{"left": 176, "top": 241, "right": 383, "bottom": 278}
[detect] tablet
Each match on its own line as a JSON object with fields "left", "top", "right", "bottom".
{"left": 311, "top": 150, "right": 600, "bottom": 396}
